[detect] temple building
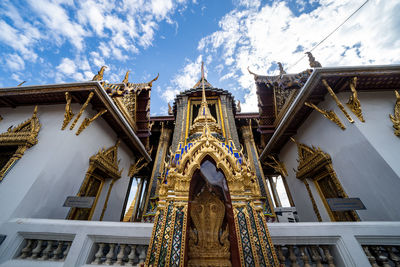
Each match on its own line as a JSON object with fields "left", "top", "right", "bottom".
{"left": 0, "top": 59, "right": 400, "bottom": 266}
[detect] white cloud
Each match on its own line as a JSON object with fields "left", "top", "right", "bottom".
{"left": 56, "top": 57, "right": 94, "bottom": 82}
{"left": 5, "top": 54, "right": 25, "bottom": 71}
{"left": 195, "top": 0, "right": 400, "bottom": 112}
{"left": 28, "top": 0, "right": 88, "bottom": 50}
{"left": 162, "top": 55, "right": 204, "bottom": 102}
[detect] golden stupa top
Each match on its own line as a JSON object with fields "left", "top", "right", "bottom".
{"left": 189, "top": 62, "right": 221, "bottom": 135}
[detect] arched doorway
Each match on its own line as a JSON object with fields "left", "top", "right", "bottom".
{"left": 186, "top": 157, "right": 240, "bottom": 267}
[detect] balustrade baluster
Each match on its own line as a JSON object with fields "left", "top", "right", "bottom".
{"left": 19, "top": 239, "right": 32, "bottom": 259}
{"left": 138, "top": 245, "right": 146, "bottom": 265}
{"left": 62, "top": 242, "right": 71, "bottom": 261}
{"left": 93, "top": 243, "right": 105, "bottom": 265}
{"left": 310, "top": 246, "right": 323, "bottom": 267}
{"left": 372, "top": 246, "right": 391, "bottom": 267}
{"left": 288, "top": 245, "right": 299, "bottom": 267}
{"left": 116, "top": 244, "right": 126, "bottom": 265}
{"left": 127, "top": 245, "right": 136, "bottom": 266}
{"left": 363, "top": 246, "right": 379, "bottom": 267}
{"left": 39, "top": 241, "right": 53, "bottom": 260}
{"left": 386, "top": 246, "right": 400, "bottom": 267}
{"left": 299, "top": 246, "right": 311, "bottom": 267}
{"left": 105, "top": 243, "right": 115, "bottom": 265}
{"left": 51, "top": 241, "right": 63, "bottom": 261}
{"left": 30, "top": 240, "right": 43, "bottom": 259}
{"left": 322, "top": 245, "right": 335, "bottom": 267}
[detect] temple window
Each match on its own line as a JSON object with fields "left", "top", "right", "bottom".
{"left": 292, "top": 139, "right": 359, "bottom": 222}
{"left": 0, "top": 106, "right": 40, "bottom": 182}
{"left": 67, "top": 141, "right": 122, "bottom": 221}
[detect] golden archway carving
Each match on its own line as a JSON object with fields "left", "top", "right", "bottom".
{"left": 159, "top": 132, "right": 261, "bottom": 199}
{"left": 0, "top": 106, "right": 41, "bottom": 181}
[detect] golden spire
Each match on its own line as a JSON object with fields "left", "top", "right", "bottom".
{"left": 189, "top": 61, "right": 221, "bottom": 135}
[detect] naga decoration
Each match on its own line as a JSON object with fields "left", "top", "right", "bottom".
{"left": 389, "top": 90, "right": 400, "bottom": 136}
{"left": 322, "top": 79, "right": 354, "bottom": 123}
{"left": 305, "top": 52, "right": 322, "bottom": 68}
{"left": 69, "top": 92, "right": 94, "bottom": 130}
{"left": 76, "top": 109, "right": 107, "bottom": 136}
{"left": 346, "top": 77, "right": 365, "bottom": 122}
{"left": 61, "top": 92, "right": 74, "bottom": 130}
{"left": 264, "top": 155, "right": 288, "bottom": 177}
{"left": 128, "top": 157, "right": 148, "bottom": 177}
{"left": 92, "top": 66, "right": 107, "bottom": 81}
{"left": 305, "top": 102, "right": 346, "bottom": 130}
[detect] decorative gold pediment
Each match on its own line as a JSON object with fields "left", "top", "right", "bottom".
{"left": 0, "top": 106, "right": 41, "bottom": 147}
{"left": 90, "top": 140, "right": 122, "bottom": 179}
{"left": 291, "top": 138, "right": 331, "bottom": 180}
{"left": 159, "top": 129, "right": 260, "bottom": 198}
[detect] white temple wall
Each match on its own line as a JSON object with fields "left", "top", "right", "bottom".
{"left": 279, "top": 91, "right": 400, "bottom": 222}
{"left": 0, "top": 104, "right": 133, "bottom": 223}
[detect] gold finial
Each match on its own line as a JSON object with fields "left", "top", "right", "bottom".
{"left": 305, "top": 52, "right": 322, "bottom": 68}
{"left": 92, "top": 66, "right": 107, "bottom": 81}
{"left": 148, "top": 73, "right": 159, "bottom": 87}
{"left": 17, "top": 81, "right": 26, "bottom": 86}
{"left": 122, "top": 71, "right": 130, "bottom": 84}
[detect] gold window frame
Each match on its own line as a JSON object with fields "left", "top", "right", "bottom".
{"left": 292, "top": 138, "right": 359, "bottom": 221}
{"left": 68, "top": 141, "right": 122, "bottom": 220}
{"left": 0, "top": 106, "right": 40, "bottom": 181}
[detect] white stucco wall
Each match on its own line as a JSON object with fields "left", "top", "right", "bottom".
{"left": 279, "top": 90, "right": 400, "bottom": 222}
{"left": 0, "top": 104, "right": 134, "bottom": 223}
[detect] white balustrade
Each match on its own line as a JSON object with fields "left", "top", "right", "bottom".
{"left": 0, "top": 218, "right": 399, "bottom": 266}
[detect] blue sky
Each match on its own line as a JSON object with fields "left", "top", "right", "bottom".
{"left": 1, "top": 0, "right": 399, "bottom": 115}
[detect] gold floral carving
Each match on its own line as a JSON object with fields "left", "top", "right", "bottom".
{"left": 264, "top": 155, "right": 288, "bottom": 177}
{"left": 188, "top": 189, "right": 231, "bottom": 267}
{"left": 305, "top": 102, "right": 346, "bottom": 130}
{"left": 322, "top": 79, "right": 354, "bottom": 123}
{"left": 61, "top": 92, "right": 74, "bottom": 130}
{"left": 0, "top": 106, "right": 41, "bottom": 181}
{"left": 75, "top": 109, "right": 107, "bottom": 136}
{"left": 346, "top": 77, "right": 365, "bottom": 122}
{"left": 389, "top": 90, "right": 400, "bottom": 136}
{"left": 70, "top": 92, "right": 94, "bottom": 130}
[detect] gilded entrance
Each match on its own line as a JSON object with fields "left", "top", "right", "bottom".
{"left": 145, "top": 63, "right": 278, "bottom": 267}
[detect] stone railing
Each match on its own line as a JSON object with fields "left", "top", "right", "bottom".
{"left": 0, "top": 218, "right": 399, "bottom": 266}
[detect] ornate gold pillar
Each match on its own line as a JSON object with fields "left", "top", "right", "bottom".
{"left": 241, "top": 124, "right": 276, "bottom": 219}
{"left": 142, "top": 127, "right": 172, "bottom": 222}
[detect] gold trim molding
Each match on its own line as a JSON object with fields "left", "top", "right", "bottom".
{"left": 0, "top": 106, "right": 41, "bottom": 181}
{"left": 389, "top": 90, "right": 400, "bottom": 136}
